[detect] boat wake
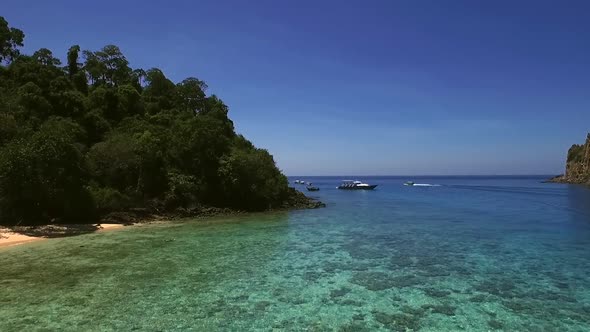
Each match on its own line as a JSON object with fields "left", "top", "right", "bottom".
{"left": 411, "top": 183, "right": 441, "bottom": 187}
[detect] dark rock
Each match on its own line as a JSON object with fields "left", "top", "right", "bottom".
{"left": 340, "top": 299, "right": 364, "bottom": 307}
{"left": 254, "top": 301, "right": 272, "bottom": 311}
{"left": 468, "top": 294, "right": 489, "bottom": 303}
{"left": 373, "top": 312, "right": 421, "bottom": 331}
{"left": 352, "top": 313, "right": 365, "bottom": 321}
{"left": 424, "top": 288, "right": 451, "bottom": 298}
{"left": 422, "top": 303, "right": 456, "bottom": 316}
{"left": 280, "top": 188, "right": 326, "bottom": 210}
{"left": 350, "top": 271, "right": 395, "bottom": 291}
{"left": 392, "top": 275, "right": 421, "bottom": 288}
{"left": 330, "top": 287, "right": 351, "bottom": 299}
{"left": 338, "top": 322, "right": 372, "bottom": 332}
{"left": 488, "top": 319, "right": 503, "bottom": 330}
{"left": 474, "top": 278, "right": 516, "bottom": 298}
{"left": 400, "top": 305, "right": 426, "bottom": 316}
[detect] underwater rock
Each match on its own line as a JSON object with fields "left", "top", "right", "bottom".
{"left": 303, "top": 271, "right": 326, "bottom": 282}
{"left": 418, "top": 270, "right": 451, "bottom": 278}
{"left": 474, "top": 278, "right": 516, "bottom": 298}
{"left": 501, "top": 299, "right": 535, "bottom": 314}
{"left": 389, "top": 254, "right": 415, "bottom": 268}
{"left": 488, "top": 319, "right": 503, "bottom": 330}
{"left": 554, "top": 281, "right": 570, "bottom": 290}
{"left": 468, "top": 294, "right": 490, "bottom": 303}
{"left": 338, "top": 322, "right": 372, "bottom": 332}
{"left": 351, "top": 271, "right": 395, "bottom": 291}
{"left": 400, "top": 305, "right": 426, "bottom": 316}
{"left": 254, "top": 301, "right": 272, "bottom": 311}
{"left": 423, "top": 288, "right": 451, "bottom": 298}
{"left": 422, "top": 303, "right": 456, "bottom": 316}
{"left": 330, "top": 287, "right": 352, "bottom": 299}
{"left": 232, "top": 294, "right": 249, "bottom": 301}
{"left": 528, "top": 290, "right": 577, "bottom": 303}
{"left": 339, "top": 299, "right": 364, "bottom": 307}
{"left": 352, "top": 313, "right": 365, "bottom": 321}
{"left": 392, "top": 275, "right": 422, "bottom": 288}
{"left": 343, "top": 243, "right": 389, "bottom": 260}
{"left": 373, "top": 311, "right": 421, "bottom": 331}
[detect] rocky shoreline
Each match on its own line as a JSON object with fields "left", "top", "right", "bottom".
{"left": 1, "top": 189, "right": 325, "bottom": 246}
{"left": 546, "top": 133, "right": 590, "bottom": 186}
{"left": 99, "top": 188, "right": 325, "bottom": 224}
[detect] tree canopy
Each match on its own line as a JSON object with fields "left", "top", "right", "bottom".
{"left": 0, "top": 17, "right": 294, "bottom": 225}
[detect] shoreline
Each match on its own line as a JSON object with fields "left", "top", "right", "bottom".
{"left": 0, "top": 207, "right": 323, "bottom": 250}
{"left": 0, "top": 191, "right": 325, "bottom": 250}
{"left": 545, "top": 174, "right": 590, "bottom": 186}
{"left": 0, "top": 223, "right": 126, "bottom": 249}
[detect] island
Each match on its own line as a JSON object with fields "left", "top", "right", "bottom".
{"left": 0, "top": 16, "right": 322, "bottom": 230}
{"left": 548, "top": 133, "right": 590, "bottom": 185}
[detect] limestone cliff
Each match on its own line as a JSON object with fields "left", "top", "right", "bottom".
{"left": 549, "top": 133, "right": 590, "bottom": 185}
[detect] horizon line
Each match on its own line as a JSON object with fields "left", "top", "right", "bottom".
{"left": 286, "top": 174, "right": 558, "bottom": 177}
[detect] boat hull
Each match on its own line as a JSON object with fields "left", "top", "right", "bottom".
{"left": 337, "top": 185, "right": 377, "bottom": 190}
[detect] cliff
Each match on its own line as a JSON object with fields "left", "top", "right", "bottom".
{"left": 549, "top": 133, "right": 590, "bottom": 185}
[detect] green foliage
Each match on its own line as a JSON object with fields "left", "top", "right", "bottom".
{"left": 218, "top": 144, "right": 289, "bottom": 210}
{"left": 0, "top": 17, "right": 295, "bottom": 225}
{"left": 0, "top": 118, "right": 95, "bottom": 224}
{"left": 0, "top": 17, "right": 24, "bottom": 63}
{"left": 567, "top": 144, "right": 584, "bottom": 163}
{"left": 0, "top": 113, "right": 18, "bottom": 145}
{"left": 88, "top": 185, "right": 131, "bottom": 213}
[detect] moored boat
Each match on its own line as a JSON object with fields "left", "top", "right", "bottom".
{"left": 306, "top": 186, "right": 320, "bottom": 191}
{"left": 337, "top": 180, "right": 377, "bottom": 190}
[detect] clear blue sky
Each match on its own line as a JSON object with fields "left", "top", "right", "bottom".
{"left": 4, "top": 0, "right": 590, "bottom": 175}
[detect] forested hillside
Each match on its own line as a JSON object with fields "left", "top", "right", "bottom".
{"left": 0, "top": 17, "right": 308, "bottom": 225}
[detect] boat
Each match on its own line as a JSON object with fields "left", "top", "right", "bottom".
{"left": 306, "top": 186, "right": 320, "bottom": 191}
{"left": 404, "top": 181, "right": 441, "bottom": 187}
{"left": 337, "top": 180, "right": 377, "bottom": 190}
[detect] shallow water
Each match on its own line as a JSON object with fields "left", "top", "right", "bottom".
{"left": 1, "top": 176, "right": 590, "bottom": 331}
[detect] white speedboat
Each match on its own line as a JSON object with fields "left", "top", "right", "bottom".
{"left": 337, "top": 180, "right": 377, "bottom": 190}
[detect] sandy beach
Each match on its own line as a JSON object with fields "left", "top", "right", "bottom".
{"left": 0, "top": 224, "right": 125, "bottom": 248}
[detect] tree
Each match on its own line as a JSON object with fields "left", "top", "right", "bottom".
{"left": 0, "top": 113, "right": 17, "bottom": 146}
{"left": 33, "top": 48, "right": 61, "bottom": 66}
{"left": 95, "top": 45, "right": 131, "bottom": 86}
{"left": 67, "top": 45, "right": 80, "bottom": 77}
{"left": 0, "top": 16, "right": 304, "bottom": 225}
{"left": 0, "top": 118, "right": 94, "bottom": 224}
{"left": 143, "top": 68, "right": 175, "bottom": 111}
{"left": 218, "top": 146, "right": 289, "bottom": 210}
{"left": 0, "top": 16, "right": 24, "bottom": 63}
{"left": 176, "top": 77, "right": 207, "bottom": 114}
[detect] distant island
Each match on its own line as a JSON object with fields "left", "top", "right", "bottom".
{"left": 0, "top": 17, "right": 321, "bottom": 226}
{"left": 548, "top": 133, "right": 590, "bottom": 185}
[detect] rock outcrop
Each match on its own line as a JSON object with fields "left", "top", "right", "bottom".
{"left": 549, "top": 133, "right": 590, "bottom": 185}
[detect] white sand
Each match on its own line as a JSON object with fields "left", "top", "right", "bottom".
{"left": 0, "top": 224, "right": 125, "bottom": 248}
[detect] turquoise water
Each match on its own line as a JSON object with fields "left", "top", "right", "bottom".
{"left": 1, "top": 176, "right": 590, "bottom": 331}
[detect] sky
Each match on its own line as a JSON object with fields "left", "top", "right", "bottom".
{"left": 3, "top": 0, "right": 590, "bottom": 175}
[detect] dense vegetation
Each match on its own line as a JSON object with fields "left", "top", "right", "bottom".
{"left": 0, "top": 17, "right": 298, "bottom": 225}
{"left": 567, "top": 142, "right": 586, "bottom": 163}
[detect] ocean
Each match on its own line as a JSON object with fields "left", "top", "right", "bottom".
{"left": 1, "top": 176, "right": 590, "bottom": 331}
